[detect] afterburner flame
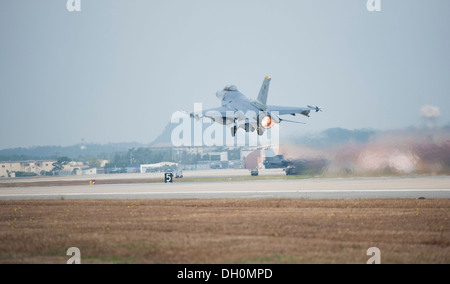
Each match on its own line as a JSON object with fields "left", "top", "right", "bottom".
{"left": 261, "top": 115, "right": 274, "bottom": 129}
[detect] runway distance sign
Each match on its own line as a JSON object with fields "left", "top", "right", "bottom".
{"left": 165, "top": 173, "right": 174, "bottom": 183}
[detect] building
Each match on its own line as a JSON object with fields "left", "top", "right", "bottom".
{"left": 0, "top": 160, "right": 103, "bottom": 178}
{"left": 82, "top": 168, "right": 97, "bottom": 175}
{"left": 126, "top": 165, "right": 140, "bottom": 173}
{"left": 140, "top": 162, "right": 178, "bottom": 173}
{"left": 0, "top": 161, "right": 55, "bottom": 177}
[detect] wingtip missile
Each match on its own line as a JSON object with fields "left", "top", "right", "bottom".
{"left": 307, "top": 105, "right": 323, "bottom": 112}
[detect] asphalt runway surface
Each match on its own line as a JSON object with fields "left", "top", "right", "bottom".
{"left": 0, "top": 176, "right": 449, "bottom": 200}
{"left": 0, "top": 169, "right": 283, "bottom": 184}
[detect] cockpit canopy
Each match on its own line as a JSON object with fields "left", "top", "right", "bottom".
{"left": 223, "top": 85, "right": 238, "bottom": 92}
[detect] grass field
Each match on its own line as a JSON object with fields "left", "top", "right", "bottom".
{"left": 0, "top": 198, "right": 449, "bottom": 264}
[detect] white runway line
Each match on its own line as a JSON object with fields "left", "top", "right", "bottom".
{"left": 1, "top": 189, "right": 450, "bottom": 200}
{"left": 1, "top": 176, "right": 449, "bottom": 200}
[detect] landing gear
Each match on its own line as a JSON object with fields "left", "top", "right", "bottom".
{"left": 257, "top": 127, "right": 264, "bottom": 136}
{"left": 231, "top": 126, "right": 237, "bottom": 137}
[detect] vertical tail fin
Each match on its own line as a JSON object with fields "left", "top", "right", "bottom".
{"left": 257, "top": 76, "right": 271, "bottom": 106}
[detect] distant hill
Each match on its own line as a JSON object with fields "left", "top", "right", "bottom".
{"left": 149, "top": 122, "right": 179, "bottom": 148}
{"left": 149, "top": 119, "right": 231, "bottom": 148}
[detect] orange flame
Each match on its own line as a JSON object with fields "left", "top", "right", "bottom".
{"left": 261, "top": 116, "right": 274, "bottom": 129}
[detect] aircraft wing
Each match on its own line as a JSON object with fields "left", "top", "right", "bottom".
{"left": 266, "top": 105, "right": 321, "bottom": 117}
{"left": 190, "top": 106, "right": 240, "bottom": 124}
{"left": 191, "top": 107, "right": 232, "bottom": 118}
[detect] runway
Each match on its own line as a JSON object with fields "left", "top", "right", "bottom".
{"left": 0, "top": 176, "right": 449, "bottom": 200}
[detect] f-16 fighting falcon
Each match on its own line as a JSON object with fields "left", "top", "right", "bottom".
{"left": 190, "top": 76, "right": 322, "bottom": 137}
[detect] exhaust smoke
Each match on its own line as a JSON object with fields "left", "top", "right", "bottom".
{"left": 279, "top": 127, "right": 450, "bottom": 177}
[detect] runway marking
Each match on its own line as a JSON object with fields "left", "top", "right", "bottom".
{"left": 1, "top": 188, "right": 450, "bottom": 200}
{"left": 2, "top": 176, "right": 450, "bottom": 200}
{"left": 1, "top": 188, "right": 450, "bottom": 195}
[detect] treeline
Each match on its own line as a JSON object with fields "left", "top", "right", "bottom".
{"left": 101, "top": 147, "right": 242, "bottom": 168}
{"left": 102, "top": 148, "right": 211, "bottom": 169}
{"left": 0, "top": 142, "right": 145, "bottom": 161}
{"left": 0, "top": 154, "right": 44, "bottom": 162}
{"left": 0, "top": 145, "right": 240, "bottom": 169}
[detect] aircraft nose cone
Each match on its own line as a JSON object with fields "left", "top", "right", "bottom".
{"left": 216, "top": 91, "right": 225, "bottom": 100}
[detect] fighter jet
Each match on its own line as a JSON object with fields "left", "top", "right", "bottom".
{"left": 190, "top": 76, "right": 322, "bottom": 137}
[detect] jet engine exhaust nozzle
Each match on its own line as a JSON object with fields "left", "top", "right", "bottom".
{"left": 260, "top": 115, "right": 275, "bottom": 129}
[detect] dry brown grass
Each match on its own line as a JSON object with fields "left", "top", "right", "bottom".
{"left": 0, "top": 199, "right": 449, "bottom": 264}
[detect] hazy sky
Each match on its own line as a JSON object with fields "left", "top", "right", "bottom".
{"left": 1, "top": 0, "right": 449, "bottom": 149}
